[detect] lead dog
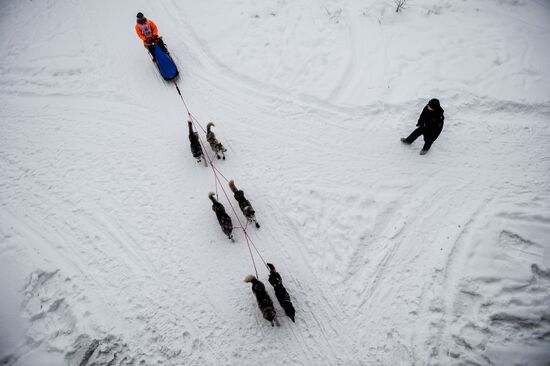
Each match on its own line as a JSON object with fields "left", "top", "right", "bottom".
{"left": 206, "top": 122, "right": 227, "bottom": 160}
{"left": 228, "top": 180, "right": 260, "bottom": 228}
{"left": 188, "top": 121, "right": 205, "bottom": 164}
{"left": 208, "top": 192, "right": 233, "bottom": 241}
{"left": 244, "top": 275, "right": 276, "bottom": 326}
{"left": 267, "top": 263, "right": 296, "bottom": 322}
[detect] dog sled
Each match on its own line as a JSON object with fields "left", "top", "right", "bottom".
{"left": 149, "top": 40, "right": 178, "bottom": 81}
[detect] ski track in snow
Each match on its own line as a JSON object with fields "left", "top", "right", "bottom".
{"left": 1, "top": 0, "right": 550, "bottom": 365}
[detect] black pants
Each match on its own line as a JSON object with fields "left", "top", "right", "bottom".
{"left": 405, "top": 127, "right": 433, "bottom": 151}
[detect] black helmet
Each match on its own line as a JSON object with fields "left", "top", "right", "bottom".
{"left": 136, "top": 12, "right": 146, "bottom": 24}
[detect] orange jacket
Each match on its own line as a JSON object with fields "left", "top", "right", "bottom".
{"left": 135, "top": 19, "right": 158, "bottom": 44}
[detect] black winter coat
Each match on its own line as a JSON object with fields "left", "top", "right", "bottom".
{"left": 417, "top": 105, "right": 444, "bottom": 141}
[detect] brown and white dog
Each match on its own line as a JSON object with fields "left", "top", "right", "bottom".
{"left": 208, "top": 192, "right": 233, "bottom": 241}
{"left": 188, "top": 121, "right": 205, "bottom": 164}
{"left": 244, "top": 274, "right": 276, "bottom": 326}
{"left": 206, "top": 122, "right": 227, "bottom": 160}
{"left": 229, "top": 180, "right": 259, "bottom": 228}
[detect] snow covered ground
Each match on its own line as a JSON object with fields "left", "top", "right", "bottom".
{"left": 1, "top": 0, "right": 549, "bottom": 365}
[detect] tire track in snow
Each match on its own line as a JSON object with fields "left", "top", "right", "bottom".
{"left": 412, "top": 186, "right": 550, "bottom": 364}
{"left": 424, "top": 195, "right": 495, "bottom": 359}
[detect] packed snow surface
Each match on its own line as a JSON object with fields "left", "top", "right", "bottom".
{"left": 1, "top": 0, "right": 550, "bottom": 365}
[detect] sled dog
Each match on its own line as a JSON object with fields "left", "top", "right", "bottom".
{"left": 267, "top": 263, "right": 295, "bottom": 322}
{"left": 206, "top": 122, "right": 227, "bottom": 160}
{"left": 208, "top": 192, "right": 233, "bottom": 240}
{"left": 229, "top": 180, "right": 259, "bottom": 228}
{"left": 244, "top": 274, "right": 276, "bottom": 326}
{"left": 188, "top": 121, "right": 204, "bottom": 163}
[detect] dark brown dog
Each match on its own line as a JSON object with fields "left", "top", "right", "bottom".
{"left": 206, "top": 122, "right": 227, "bottom": 160}
{"left": 267, "top": 263, "right": 295, "bottom": 322}
{"left": 208, "top": 192, "right": 233, "bottom": 241}
{"left": 229, "top": 180, "right": 259, "bottom": 228}
{"left": 188, "top": 121, "right": 204, "bottom": 164}
{"left": 244, "top": 274, "right": 276, "bottom": 326}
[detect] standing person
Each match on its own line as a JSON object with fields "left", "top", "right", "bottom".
{"left": 401, "top": 98, "right": 445, "bottom": 155}
{"left": 134, "top": 12, "right": 166, "bottom": 61}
